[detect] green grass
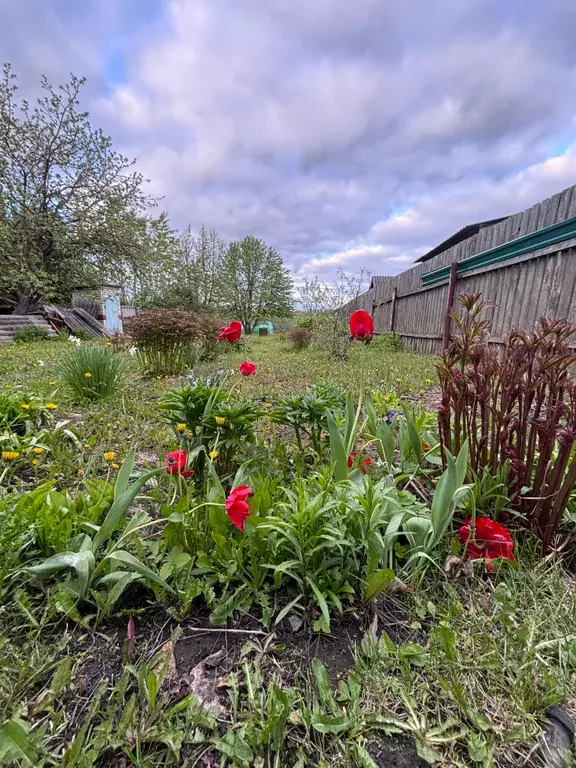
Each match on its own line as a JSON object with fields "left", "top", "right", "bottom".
{"left": 1, "top": 334, "right": 574, "bottom": 767}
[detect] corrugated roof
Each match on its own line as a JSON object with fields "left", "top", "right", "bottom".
{"left": 415, "top": 217, "right": 509, "bottom": 263}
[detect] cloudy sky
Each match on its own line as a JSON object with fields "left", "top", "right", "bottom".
{"left": 3, "top": 0, "right": 576, "bottom": 284}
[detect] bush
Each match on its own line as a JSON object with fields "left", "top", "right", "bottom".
{"left": 437, "top": 292, "right": 576, "bottom": 551}
{"left": 13, "top": 325, "right": 50, "bottom": 343}
{"left": 296, "top": 314, "right": 314, "bottom": 331}
{"left": 372, "top": 331, "right": 403, "bottom": 351}
{"left": 126, "top": 309, "right": 221, "bottom": 375}
{"left": 310, "top": 313, "right": 350, "bottom": 360}
{"left": 287, "top": 327, "right": 312, "bottom": 350}
{"left": 59, "top": 346, "right": 127, "bottom": 400}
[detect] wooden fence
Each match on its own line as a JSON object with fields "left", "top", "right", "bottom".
{"left": 339, "top": 183, "right": 576, "bottom": 354}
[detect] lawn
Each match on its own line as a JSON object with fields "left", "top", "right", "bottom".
{"left": 0, "top": 330, "right": 574, "bottom": 768}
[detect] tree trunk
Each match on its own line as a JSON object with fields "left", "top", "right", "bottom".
{"left": 13, "top": 286, "right": 43, "bottom": 314}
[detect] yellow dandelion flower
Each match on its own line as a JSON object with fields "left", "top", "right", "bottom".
{"left": 264, "top": 402, "right": 272, "bottom": 409}
{"left": 379, "top": 379, "right": 386, "bottom": 384}
{"left": 111, "top": 463, "right": 120, "bottom": 469}
{"left": 31, "top": 458, "right": 39, "bottom": 466}
{"left": 156, "top": 375, "right": 162, "bottom": 380}
{"left": 209, "top": 450, "right": 219, "bottom": 459}
{"left": 426, "top": 378, "right": 432, "bottom": 385}
{"left": 176, "top": 423, "right": 187, "bottom": 432}
{"left": 77, "top": 468, "right": 84, "bottom": 477}
{"left": 84, "top": 372, "right": 92, "bottom": 378}
{"left": 104, "top": 451, "right": 117, "bottom": 461}
{"left": 49, "top": 380, "right": 56, "bottom": 385}
{"left": 2, "top": 451, "right": 19, "bottom": 461}
{"left": 20, "top": 403, "right": 30, "bottom": 410}
{"left": 106, "top": 341, "right": 113, "bottom": 346}
{"left": 215, "top": 416, "right": 226, "bottom": 425}
{"left": 4, "top": 384, "right": 11, "bottom": 389}
{"left": 33, "top": 447, "right": 44, "bottom": 455}
{"left": 45, "top": 402, "right": 57, "bottom": 410}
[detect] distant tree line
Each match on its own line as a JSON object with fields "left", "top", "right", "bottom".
{"left": 0, "top": 65, "right": 293, "bottom": 332}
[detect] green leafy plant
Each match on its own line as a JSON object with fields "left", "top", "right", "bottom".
{"left": 273, "top": 381, "right": 346, "bottom": 459}
{"left": 19, "top": 449, "right": 172, "bottom": 616}
{"left": 13, "top": 325, "right": 50, "bottom": 343}
{"left": 59, "top": 346, "right": 127, "bottom": 400}
{"left": 0, "top": 390, "right": 55, "bottom": 436}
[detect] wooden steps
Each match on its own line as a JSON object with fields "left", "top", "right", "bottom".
{"left": 0, "top": 314, "right": 59, "bottom": 343}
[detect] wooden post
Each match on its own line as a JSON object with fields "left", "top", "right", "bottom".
{"left": 389, "top": 287, "right": 397, "bottom": 332}
{"left": 441, "top": 262, "right": 459, "bottom": 351}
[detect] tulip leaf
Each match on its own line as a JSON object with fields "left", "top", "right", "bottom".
{"left": 23, "top": 550, "right": 95, "bottom": 600}
{"left": 92, "top": 468, "right": 159, "bottom": 553}
{"left": 327, "top": 410, "right": 348, "bottom": 482}
{"left": 105, "top": 550, "right": 175, "bottom": 593}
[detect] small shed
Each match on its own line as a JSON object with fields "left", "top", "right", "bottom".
{"left": 253, "top": 321, "right": 273, "bottom": 335}
{"left": 72, "top": 284, "right": 124, "bottom": 335}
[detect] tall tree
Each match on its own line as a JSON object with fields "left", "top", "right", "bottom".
{"left": 179, "top": 224, "right": 226, "bottom": 310}
{"left": 0, "top": 64, "right": 152, "bottom": 311}
{"left": 219, "top": 235, "right": 293, "bottom": 333}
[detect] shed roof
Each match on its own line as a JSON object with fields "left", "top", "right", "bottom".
{"left": 369, "top": 275, "right": 393, "bottom": 290}
{"left": 415, "top": 217, "right": 509, "bottom": 264}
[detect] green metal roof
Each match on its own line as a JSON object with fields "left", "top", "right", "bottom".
{"left": 422, "top": 214, "right": 576, "bottom": 286}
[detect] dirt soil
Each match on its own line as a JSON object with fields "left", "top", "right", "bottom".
{"left": 368, "top": 735, "right": 430, "bottom": 768}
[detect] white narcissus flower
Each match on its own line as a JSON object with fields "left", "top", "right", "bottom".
{"left": 38, "top": 360, "right": 45, "bottom": 367}
{"left": 129, "top": 346, "right": 138, "bottom": 356}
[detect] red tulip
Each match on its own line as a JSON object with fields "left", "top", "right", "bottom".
{"left": 165, "top": 450, "right": 194, "bottom": 478}
{"left": 457, "top": 517, "right": 515, "bottom": 570}
{"left": 218, "top": 321, "right": 242, "bottom": 343}
{"left": 347, "top": 450, "right": 372, "bottom": 474}
{"left": 349, "top": 310, "right": 374, "bottom": 341}
{"left": 239, "top": 360, "right": 256, "bottom": 376}
{"left": 225, "top": 485, "right": 253, "bottom": 531}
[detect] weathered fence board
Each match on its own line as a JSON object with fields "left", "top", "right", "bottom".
{"left": 337, "top": 183, "right": 576, "bottom": 353}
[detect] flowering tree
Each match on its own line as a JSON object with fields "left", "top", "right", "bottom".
{"left": 219, "top": 236, "right": 293, "bottom": 334}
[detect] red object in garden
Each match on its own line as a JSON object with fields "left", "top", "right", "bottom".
{"left": 348, "top": 451, "right": 372, "bottom": 474}
{"left": 218, "top": 320, "right": 242, "bottom": 342}
{"left": 457, "top": 517, "right": 515, "bottom": 570}
{"left": 349, "top": 310, "right": 374, "bottom": 341}
{"left": 239, "top": 360, "right": 257, "bottom": 376}
{"left": 225, "top": 485, "right": 253, "bottom": 531}
{"left": 165, "top": 450, "right": 194, "bottom": 478}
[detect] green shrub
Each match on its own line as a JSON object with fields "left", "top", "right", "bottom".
{"left": 372, "top": 331, "right": 403, "bottom": 351}
{"left": 59, "top": 346, "right": 127, "bottom": 400}
{"left": 296, "top": 314, "right": 314, "bottom": 331}
{"left": 13, "top": 325, "right": 50, "bottom": 343}
{"left": 126, "top": 309, "right": 221, "bottom": 375}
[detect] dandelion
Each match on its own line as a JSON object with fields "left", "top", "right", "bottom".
{"left": 20, "top": 403, "right": 30, "bottom": 410}
{"left": 104, "top": 451, "right": 117, "bottom": 461}
{"left": 84, "top": 372, "right": 92, "bottom": 378}
{"left": 4, "top": 384, "right": 11, "bottom": 389}
{"left": 31, "top": 459, "right": 39, "bottom": 466}
{"left": 33, "top": 447, "right": 44, "bottom": 455}
{"left": 396, "top": 377, "right": 402, "bottom": 384}
{"left": 45, "top": 402, "right": 57, "bottom": 410}
{"left": 176, "top": 423, "right": 187, "bottom": 432}
{"left": 209, "top": 450, "right": 219, "bottom": 459}
{"left": 156, "top": 376, "right": 162, "bottom": 380}
{"left": 106, "top": 341, "right": 113, "bottom": 347}
{"left": 264, "top": 402, "right": 272, "bottom": 409}
{"left": 215, "top": 416, "right": 226, "bottom": 425}
{"left": 2, "top": 451, "right": 19, "bottom": 461}
{"left": 379, "top": 379, "right": 386, "bottom": 384}
{"left": 112, "top": 463, "right": 120, "bottom": 469}
{"left": 77, "top": 468, "right": 84, "bottom": 477}
{"left": 426, "top": 378, "right": 432, "bottom": 385}
{"left": 49, "top": 380, "right": 56, "bottom": 385}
